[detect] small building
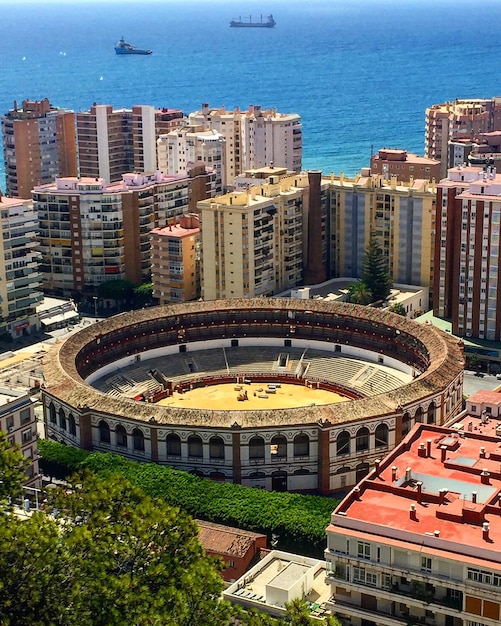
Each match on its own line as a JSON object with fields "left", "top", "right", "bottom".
{"left": 370, "top": 148, "right": 441, "bottom": 182}
{"left": 196, "top": 520, "right": 267, "bottom": 582}
{"left": 224, "top": 550, "right": 331, "bottom": 619}
{"left": 150, "top": 214, "right": 201, "bottom": 304}
{"left": 37, "top": 297, "right": 79, "bottom": 332}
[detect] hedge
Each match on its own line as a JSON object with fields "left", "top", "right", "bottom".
{"left": 38, "top": 440, "right": 338, "bottom": 557}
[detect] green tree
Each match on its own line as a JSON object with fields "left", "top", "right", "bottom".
{"left": 388, "top": 302, "right": 406, "bottom": 316}
{"left": 361, "top": 231, "right": 392, "bottom": 303}
{"left": 97, "top": 279, "right": 135, "bottom": 310}
{"left": 0, "top": 430, "right": 29, "bottom": 509}
{"left": 0, "top": 471, "right": 232, "bottom": 626}
{"left": 133, "top": 282, "right": 154, "bottom": 307}
{"left": 348, "top": 280, "right": 372, "bottom": 305}
{"left": 284, "top": 600, "right": 342, "bottom": 626}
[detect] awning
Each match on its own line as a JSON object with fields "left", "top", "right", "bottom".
{"left": 40, "top": 311, "right": 79, "bottom": 327}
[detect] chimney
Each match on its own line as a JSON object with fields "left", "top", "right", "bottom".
{"left": 441, "top": 445, "right": 447, "bottom": 463}
{"left": 374, "top": 459, "right": 381, "bottom": 476}
{"left": 468, "top": 421, "right": 473, "bottom": 432}
{"left": 479, "top": 447, "right": 486, "bottom": 458}
{"left": 418, "top": 442, "right": 426, "bottom": 457}
{"left": 353, "top": 487, "right": 361, "bottom": 500}
{"left": 439, "top": 488, "right": 447, "bottom": 504}
{"left": 391, "top": 466, "right": 398, "bottom": 481}
{"left": 426, "top": 439, "right": 432, "bottom": 457}
{"left": 434, "top": 530, "right": 440, "bottom": 537}
{"left": 409, "top": 504, "right": 417, "bottom": 521}
{"left": 472, "top": 491, "right": 477, "bottom": 504}
{"left": 481, "top": 469, "right": 490, "bottom": 484}
{"left": 405, "top": 467, "right": 412, "bottom": 482}
{"left": 416, "top": 481, "right": 423, "bottom": 504}
{"left": 483, "top": 522, "right": 490, "bottom": 541}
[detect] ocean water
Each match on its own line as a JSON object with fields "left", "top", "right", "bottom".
{"left": 1, "top": 0, "right": 501, "bottom": 190}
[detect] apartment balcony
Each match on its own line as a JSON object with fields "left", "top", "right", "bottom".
{"left": 326, "top": 570, "right": 463, "bottom": 616}
{"left": 328, "top": 597, "right": 435, "bottom": 626}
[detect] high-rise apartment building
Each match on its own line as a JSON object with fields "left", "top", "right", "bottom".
{"left": 425, "top": 98, "right": 501, "bottom": 178}
{"left": 150, "top": 213, "right": 200, "bottom": 304}
{"left": 0, "top": 194, "right": 43, "bottom": 337}
{"left": 34, "top": 168, "right": 215, "bottom": 296}
{"left": 1, "top": 99, "right": 78, "bottom": 198}
{"left": 325, "top": 419, "right": 501, "bottom": 626}
{"left": 76, "top": 105, "right": 184, "bottom": 183}
{"left": 157, "top": 124, "right": 225, "bottom": 193}
{"left": 434, "top": 164, "right": 501, "bottom": 341}
{"left": 329, "top": 172, "right": 437, "bottom": 295}
{"left": 198, "top": 171, "right": 328, "bottom": 300}
{"left": 189, "top": 103, "right": 302, "bottom": 188}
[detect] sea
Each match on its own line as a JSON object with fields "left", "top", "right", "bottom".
{"left": 1, "top": 0, "right": 501, "bottom": 191}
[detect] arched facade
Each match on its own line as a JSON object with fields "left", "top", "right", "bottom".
{"left": 41, "top": 299, "right": 465, "bottom": 494}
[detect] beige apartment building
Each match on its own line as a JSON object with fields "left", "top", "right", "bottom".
{"left": 198, "top": 171, "right": 328, "bottom": 300}
{"left": 150, "top": 214, "right": 200, "bottom": 304}
{"left": 189, "top": 103, "right": 302, "bottom": 188}
{"left": 329, "top": 171, "right": 437, "bottom": 295}
{"left": 1, "top": 99, "right": 78, "bottom": 198}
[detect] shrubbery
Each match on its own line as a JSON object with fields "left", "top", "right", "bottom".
{"left": 38, "top": 440, "right": 338, "bottom": 557}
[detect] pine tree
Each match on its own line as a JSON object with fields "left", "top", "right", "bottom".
{"left": 361, "top": 231, "right": 392, "bottom": 303}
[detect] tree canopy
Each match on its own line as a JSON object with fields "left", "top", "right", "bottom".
{"left": 1, "top": 440, "right": 340, "bottom": 626}
{"left": 0, "top": 431, "right": 29, "bottom": 509}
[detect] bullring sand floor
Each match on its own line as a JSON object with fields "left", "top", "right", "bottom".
{"left": 156, "top": 381, "right": 349, "bottom": 411}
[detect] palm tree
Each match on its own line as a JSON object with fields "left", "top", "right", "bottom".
{"left": 348, "top": 280, "right": 372, "bottom": 305}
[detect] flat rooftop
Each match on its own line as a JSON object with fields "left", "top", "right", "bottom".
{"left": 330, "top": 423, "right": 501, "bottom": 569}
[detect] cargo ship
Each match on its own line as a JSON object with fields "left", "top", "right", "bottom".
{"left": 115, "top": 38, "right": 152, "bottom": 55}
{"left": 230, "top": 14, "right": 276, "bottom": 28}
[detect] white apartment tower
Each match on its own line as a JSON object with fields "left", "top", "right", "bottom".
{"left": 157, "top": 125, "right": 225, "bottom": 193}
{"left": 0, "top": 194, "right": 43, "bottom": 338}
{"left": 189, "top": 103, "right": 302, "bottom": 188}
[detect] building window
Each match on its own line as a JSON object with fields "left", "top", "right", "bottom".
{"left": 209, "top": 436, "right": 225, "bottom": 460}
{"left": 382, "top": 573, "right": 392, "bottom": 589}
{"left": 355, "top": 427, "right": 369, "bottom": 452}
{"left": 68, "top": 414, "right": 77, "bottom": 436}
{"left": 249, "top": 436, "right": 265, "bottom": 460}
{"left": 270, "top": 435, "right": 287, "bottom": 458}
{"left": 166, "top": 433, "right": 181, "bottom": 456}
{"left": 133, "top": 428, "right": 145, "bottom": 452}
{"left": 99, "top": 420, "right": 110, "bottom": 444}
{"left": 116, "top": 425, "right": 127, "bottom": 448}
{"left": 353, "top": 566, "right": 377, "bottom": 587}
{"left": 188, "top": 434, "right": 203, "bottom": 458}
{"left": 20, "top": 408, "right": 31, "bottom": 424}
{"left": 293, "top": 433, "right": 309, "bottom": 457}
{"left": 421, "top": 557, "right": 432, "bottom": 573}
{"left": 375, "top": 423, "right": 389, "bottom": 448}
{"left": 22, "top": 429, "right": 32, "bottom": 443}
{"left": 358, "top": 541, "right": 371, "bottom": 560}
{"left": 337, "top": 431, "right": 350, "bottom": 456}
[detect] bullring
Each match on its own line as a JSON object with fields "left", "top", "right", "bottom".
{"left": 42, "top": 298, "right": 464, "bottom": 494}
